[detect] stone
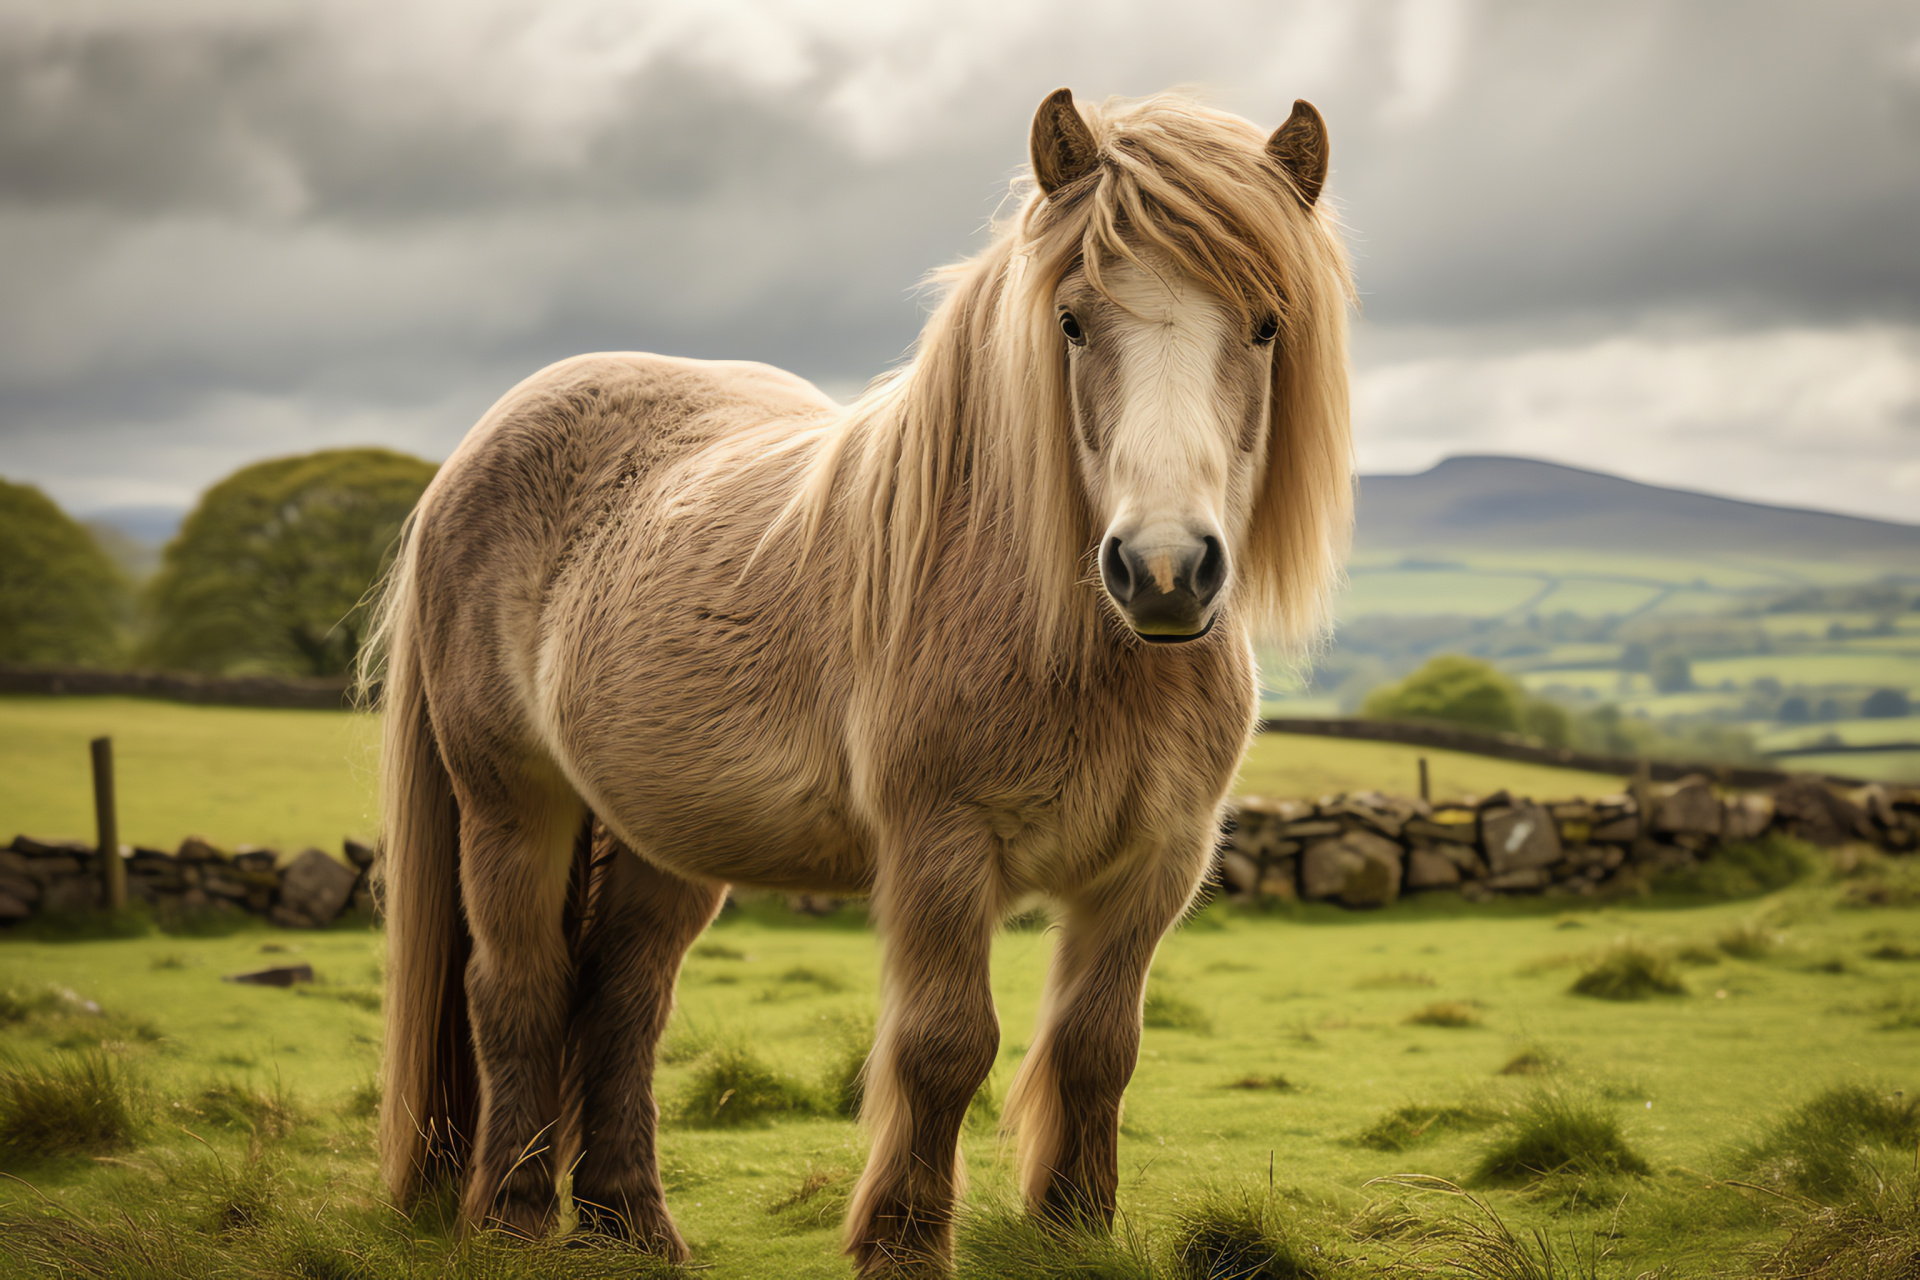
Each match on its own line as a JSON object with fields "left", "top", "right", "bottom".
{"left": 0, "top": 871, "right": 41, "bottom": 905}
{"left": 1405, "top": 848, "right": 1461, "bottom": 890}
{"left": 1256, "top": 862, "right": 1298, "bottom": 901}
{"left": 225, "top": 964, "right": 314, "bottom": 987}
{"left": 1723, "top": 792, "right": 1775, "bottom": 841}
{"left": 0, "top": 892, "right": 29, "bottom": 922}
{"left": 1404, "top": 814, "right": 1477, "bottom": 844}
{"left": 278, "top": 848, "right": 358, "bottom": 924}
{"left": 176, "top": 836, "right": 225, "bottom": 863}
{"left": 1300, "top": 830, "right": 1403, "bottom": 907}
{"left": 1653, "top": 776, "right": 1721, "bottom": 835}
{"left": 1772, "top": 778, "right": 1872, "bottom": 847}
{"left": 10, "top": 836, "right": 90, "bottom": 857}
{"left": 232, "top": 848, "right": 279, "bottom": 873}
{"left": 1590, "top": 815, "right": 1640, "bottom": 843}
{"left": 41, "top": 875, "right": 96, "bottom": 913}
{"left": 1219, "top": 850, "right": 1258, "bottom": 895}
{"left": 1431, "top": 842, "right": 1486, "bottom": 877}
{"left": 20, "top": 856, "right": 82, "bottom": 884}
{"left": 269, "top": 904, "right": 318, "bottom": 929}
{"left": 343, "top": 838, "right": 379, "bottom": 869}
{"left": 1481, "top": 803, "right": 1562, "bottom": 874}
{"left": 1485, "top": 867, "right": 1549, "bottom": 891}
{"left": 1278, "top": 819, "right": 1343, "bottom": 840}
{"left": 202, "top": 874, "right": 250, "bottom": 902}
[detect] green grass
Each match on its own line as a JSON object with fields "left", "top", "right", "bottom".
{"left": 1471, "top": 1092, "right": 1651, "bottom": 1186}
{"left": 1235, "top": 733, "right": 1624, "bottom": 804}
{"left": 0, "top": 697, "right": 1643, "bottom": 858}
{"left": 0, "top": 696, "right": 378, "bottom": 852}
{"left": 2, "top": 855, "right": 1920, "bottom": 1276}
{"left": 1568, "top": 941, "right": 1687, "bottom": 1000}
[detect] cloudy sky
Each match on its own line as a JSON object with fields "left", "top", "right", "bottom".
{"left": 4, "top": 0, "right": 1918, "bottom": 526}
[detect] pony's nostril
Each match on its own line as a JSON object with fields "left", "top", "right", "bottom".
{"left": 1193, "top": 536, "right": 1226, "bottom": 605}
{"left": 1100, "top": 536, "right": 1135, "bottom": 604}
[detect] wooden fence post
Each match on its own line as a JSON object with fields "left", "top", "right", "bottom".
{"left": 1417, "top": 756, "right": 1430, "bottom": 804}
{"left": 90, "top": 736, "right": 124, "bottom": 912}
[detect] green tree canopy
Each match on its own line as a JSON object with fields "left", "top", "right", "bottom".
{"left": 0, "top": 477, "right": 127, "bottom": 666}
{"left": 1363, "top": 654, "right": 1526, "bottom": 733}
{"left": 1362, "top": 653, "right": 1571, "bottom": 746}
{"left": 141, "top": 448, "right": 436, "bottom": 677}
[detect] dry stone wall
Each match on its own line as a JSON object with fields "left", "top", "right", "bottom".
{"left": 2, "top": 776, "right": 1915, "bottom": 927}
{"left": 0, "top": 834, "right": 376, "bottom": 928}
{"left": 1221, "top": 775, "right": 1919, "bottom": 907}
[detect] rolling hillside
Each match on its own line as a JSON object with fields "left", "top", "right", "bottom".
{"left": 1356, "top": 456, "right": 1920, "bottom": 566}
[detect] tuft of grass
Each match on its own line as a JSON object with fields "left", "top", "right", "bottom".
{"left": 692, "top": 941, "right": 746, "bottom": 960}
{"left": 1355, "top": 971, "right": 1436, "bottom": 989}
{"left": 1374, "top": 1175, "right": 1619, "bottom": 1280}
{"left": 148, "top": 951, "right": 192, "bottom": 971}
{"left": 777, "top": 965, "right": 846, "bottom": 992}
{"left": 1404, "top": 1001, "right": 1482, "bottom": 1028}
{"left": 670, "top": 1040, "right": 822, "bottom": 1128}
{"left": 954, "top": 1195, "right": 1157, "bottom": 1280}
{"left": 344, "top": 1076, "right": 381, "bottom": 1120}
{"left": 1568, "top": 941, "right": 1686, "bottom": 1000}
{"left": 0, "top": 1051, "right": 140, "bottom": 1162}
{"left": 1143, "top": 983, "right": 1212, "bottom": 1034}
{"left": 1657, "top": 833, "right": 1816, "bottom": 900}
{"left": 823, "top": 1014, "right": 875, "bottom": 1119}
{"left": 767, "top": 1162, "right": 856, "bottom": 1233}
{"left": 1673, "top": 942, "right": 1722, "bottom": 967}
{"left": 1718, "top": 920, "right": 1784, "bottom": 959}
{"left": 1224, "top": 1074, "right": 1298, "bottom": 1092}
{"left": 189, "top": 1079, "right": 304, "bottom": 1139}
{"left": 1498, "top": 1049, "right": 1558, "bottom": 1077}
{"left": 1357, "top": 1103, "right": 1498, "bottom": 1152}
{"left": 296, "top": 985, "right": 382, "bottom": 1012}
{"left": 1164, "top": 1184, "right": 1331, "bottom": 1280}
{"left": 1866, "top": 940, "right": 1920, "bottom": 961}
{"left": 1759, "top": 1165, "right": 1920, "bottom": 1280}
{"left": 1472, "top": 1093, "right": 1650, "bottom": 1185}
{"left": 1740, "top": 1083, "right": 1920, "bottom": 1200}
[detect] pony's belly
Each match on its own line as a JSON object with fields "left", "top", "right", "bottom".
{"left": 599, "top": 789, "right": 874, "bottom": 895}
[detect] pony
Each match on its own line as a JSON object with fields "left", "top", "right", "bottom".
{"left": 367, "top": 87, "right": 1352, "bottom": 1275}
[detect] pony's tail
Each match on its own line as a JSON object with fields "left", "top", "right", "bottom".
{"left": 364, "top": 516, "right": 476, "bottom": 1206}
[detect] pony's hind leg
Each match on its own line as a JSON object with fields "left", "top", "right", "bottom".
{"left": 846, "top": 829, "right": 1001, "bottom": 1275}
{"left": 563, "top": 823, "right": 725, "bottom": 1258}
{"left": 1004, "top": 841, "right": 1212, "bottom": 1225}
{"left": 452, "top": 774, "right": 583, "bottom": 1237}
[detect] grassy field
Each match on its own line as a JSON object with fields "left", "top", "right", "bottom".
{"left": 3, "top": 855, "right": 1919, "bottom": 1277}
{"left": 0, "top": 697, "right": 1626, "bottom": 854}
{"left": 0, "top": 697, "right": 380, "bottom": 853}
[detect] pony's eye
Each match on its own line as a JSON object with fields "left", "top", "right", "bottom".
{"left": 1253, "top": 316, "right": 1280, "bottom": 345}
{"left": 1059, "top": 311, "right": 1086, "bottom": 345}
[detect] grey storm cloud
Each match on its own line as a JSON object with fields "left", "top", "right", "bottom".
{"left": 1, "top": 0, "right": 1917, "bottom": 517}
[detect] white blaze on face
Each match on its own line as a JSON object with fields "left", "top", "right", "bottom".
{"left": 1098, "top": 260, "right": 1238, "bottom": 587}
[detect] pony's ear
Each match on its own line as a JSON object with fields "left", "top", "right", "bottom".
{"left": 1266, "top": 99, "right": 1329, "bottom": 207}
{"left": 1030, "top": 88, "right": 1100, "bottom": 195}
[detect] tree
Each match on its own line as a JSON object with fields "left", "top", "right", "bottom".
{"left": 1650, "top": 650, "right": 1693, "bottom": 694}
{"left": 141, "top": 449, "right": 437, "bottom": 677}
{"left": 1861, "top": 688, "right": 1909, "bottom": 719}
{"left": 0, "top": 477, "right": 126, "bottom": 666}
{"left": 1363, "top": 655, "right": 1526, "bottom": 734}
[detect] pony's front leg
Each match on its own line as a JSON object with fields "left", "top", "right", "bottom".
{"left": 845, "top": 827, "right": 1001, "bottom": 1276}
{"left": 563, "top": 829, "right": 725, "bottom": 1258}
{"left": 1004, "top": 837, "right": 1213, "bottom": 1226}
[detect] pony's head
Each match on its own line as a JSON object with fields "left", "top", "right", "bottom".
{"left": 1006, "top": 89, "right": 1353, "bottom": 650}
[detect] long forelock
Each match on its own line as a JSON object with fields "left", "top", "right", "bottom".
{"left": 813, "top": 91, "right": 1352, "bottom": 668}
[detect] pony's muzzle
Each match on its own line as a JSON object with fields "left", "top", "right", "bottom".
{"left": 1100, "top": 531, "right": 1226, "bottom": 642}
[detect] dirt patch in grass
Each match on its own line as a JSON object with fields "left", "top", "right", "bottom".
{"left": 1569, "top": 941, "right": 1686, "bottom": 1000}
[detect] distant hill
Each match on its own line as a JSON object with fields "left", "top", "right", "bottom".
{"left": 1355, "top": 456, "right": 1920, "bottom": 565}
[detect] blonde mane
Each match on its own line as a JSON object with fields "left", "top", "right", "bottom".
{"left": 785, "top": 92, "right": 1353, "bottom": 669}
